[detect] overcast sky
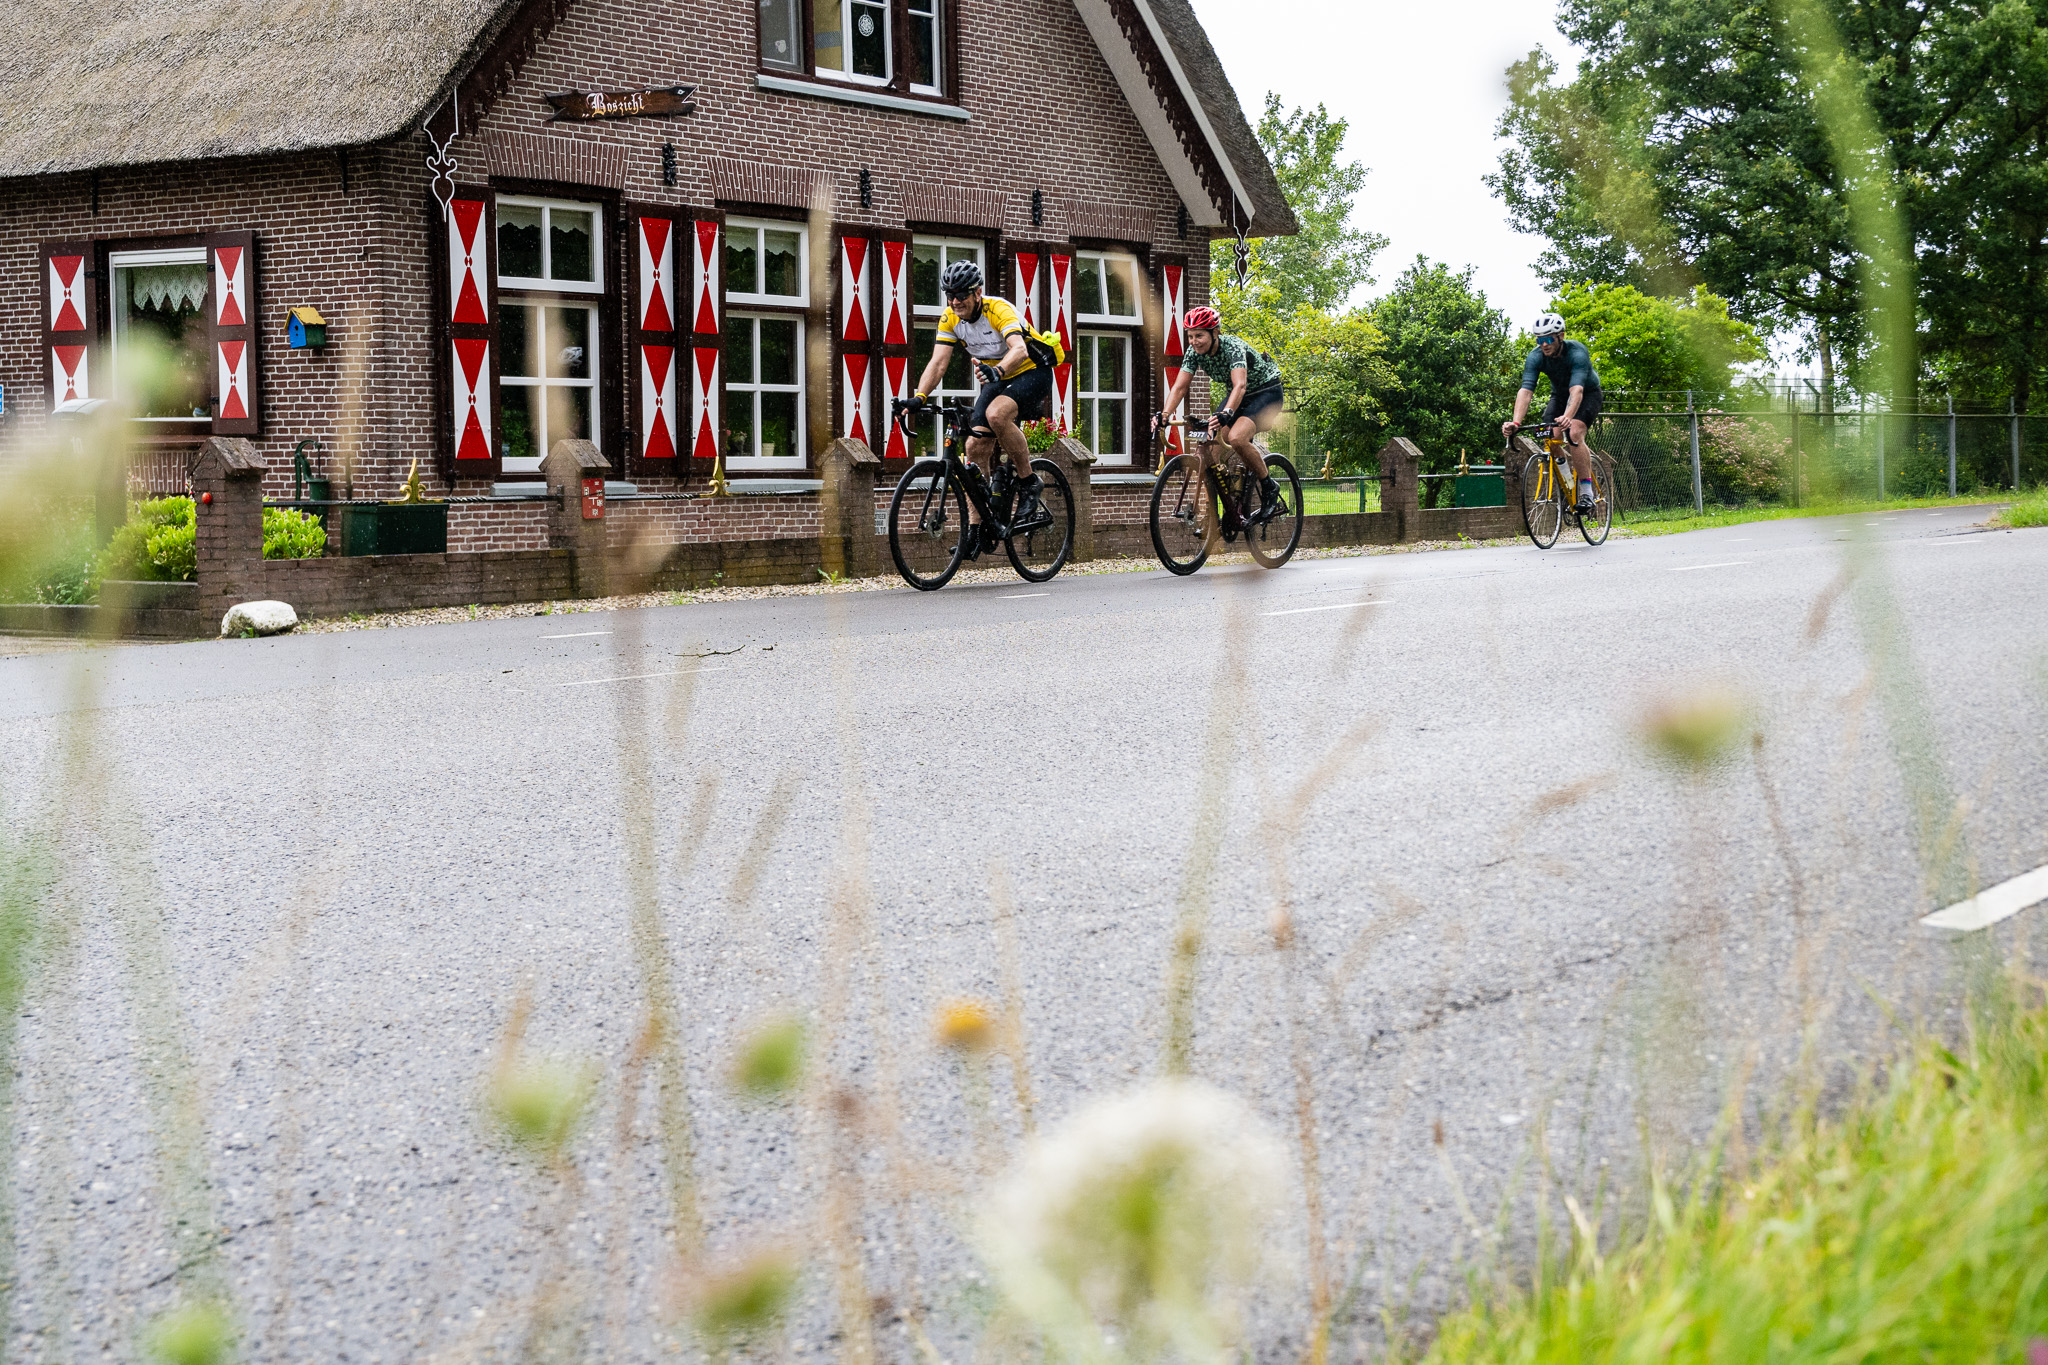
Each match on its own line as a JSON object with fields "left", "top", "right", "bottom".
{"left": 1187, "top": 0, "right": 1584, "bottom": 329}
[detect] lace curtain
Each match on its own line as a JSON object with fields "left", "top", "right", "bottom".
{"left": 127, "top": 262, "right": 207, "bottom": 315}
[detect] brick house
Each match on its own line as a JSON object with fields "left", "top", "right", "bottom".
{"left": 1, "top": 0, "right": 1292, "bottom": 557}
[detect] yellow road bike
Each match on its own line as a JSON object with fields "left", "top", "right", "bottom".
{"left": 1511, "top": 419, "right": 1613, "bottom": 548}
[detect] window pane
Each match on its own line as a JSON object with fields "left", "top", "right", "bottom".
{"left": 1078, "top": 334, "right": 1097, "bottom": 390}
{"left": 1099, "top": 399, "right": 1127, "bottom": 455}
{"left": 813, "top": 0, "right": 844, "bottom": 73}
{"left": 1105, "top": 259, "right": 1138, "bottom": 317}
{"left": 550, "top": 208, "right": 596, "bottom": 283}
{"left": 1081, "top": 399, "right": 1100, "bottom": 457}
{"left": 909, "top": 0, "right": 938, "bottom": 87}
{"left": 761, "top": 229, "right": 802, "bottom": 298}
{"left": 500, "top": 385, "right": 539, "bottom": 465}
{"left": 114, "top": 263, "right": 209, "bottom": 418}
{"left": 760, "top": 391, "right": 798, "bottom": 461}
{"left": 547, "top": 385, "right": 593, "bottom": 444}
{"left": 722, "top": 314, "right": 756, "bottom": 382}
{"left": 1076, "top": 255, "right": 1103, "bottom": 315}
{"left": 727, "top": 393, "right": 758, "bottom": 460}
{"left": 1098, "top": 335, "right": 1126, "bottom": 393}
{"left": 500, "top": 303, "right": 537, "bottom": 377}
{"left": 850, "top": 0, "right": 887, "bottom": 77}
{"left": 759, "top": 317, "right": 798, "bottom": 385}
{"left": 727, "top": 229, "right": 760, "bottom": 296}
{"left": 760, "top": 0, "right": 802, "bottom": 70}
{"left": 911, "top": 243, "right": 941, "bottom": 310}
{"left": 499, "top": 204, "right": 544, "bottom": 279}
{"left": 548, "top": 307, "right": 591, "bottom": 379}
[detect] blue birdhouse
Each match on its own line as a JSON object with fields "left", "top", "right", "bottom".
{"left": 286, "top": 305, "right": 328, "bottom": 350}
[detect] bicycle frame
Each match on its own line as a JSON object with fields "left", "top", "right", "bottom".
{"left": 898, "top": 398, "right": 1013, "bottom": 532}
{"left": 1515, "top": 421, "right": 1576, "bottom": 506}
{"left": 1161, "top": 419, "right": 1256, "bottom": 530}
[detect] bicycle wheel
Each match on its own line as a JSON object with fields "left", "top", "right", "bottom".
{"left": 1521, "top": 451, "right": 1563, "bottom": 549}
{"left": 888, "top": 459, "right": 970, "bottom": 590}
{"left": 1150, "top": 453, "right": 1216, "bottom": 575}
{"left": 1578, "top": 453, "right": 1613, "bottom": 546}
{"left": 1248, "top": 454, "right": 1304, "bottom": 569}
{"left": 1006, "top": 458, "right": 1076, "bottom": 582}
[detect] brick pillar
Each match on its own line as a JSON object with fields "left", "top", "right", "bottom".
{"left": 192, "top": 435, "right": 268, "bottom": 618}
{"left": 1047, "top": 436, "right": 1096, "bottom": 561}
{"left": 1377, "top": 437, "right": 1422, "bottom": 542}
{"left": 544, "top": 438, "right": 611, "bottom": 599}
{"left": 819, "top": 436, "right": 882, "bottom": 578}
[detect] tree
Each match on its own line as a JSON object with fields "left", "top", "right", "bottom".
{"left": 1368, "top": 258, "right": 1522, "bottom": 470}
{"left": 1490, "top": 0, "right": 2048, "bottom": 407}
{"left": 1551, "top": 281, "right": 1766, "bottom": 400}
{"left": 1213, "top": 95, "right": 1388, "bottom": 318}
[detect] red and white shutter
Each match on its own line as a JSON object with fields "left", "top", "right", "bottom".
{"left": 1013, "top": 249, "right": 1042, "bottom": 330}
{"left": 444, "top": 188, "right": 498, "bottom": 470}
{"left": 631, "top": 209, "right": 680, "bottom": 466}
{"left": 688, "top": 215, "right": 724, "bottom": 465}
{"left": 837, "top": 234, "right": 874, "bottom": 447}
{"left": 1048, "top": 251, "right": 1075, "bottom": 433}
{"left": 205, "top": 231, "right": 260, "bottom": 435}
{"left": 877, "top": 234, "right": 913, "bottom": 460}
{"left": 1160, "top": 259, "right": 1187, "bottom": 454}
{"left": 41, "top": 241, "right": 96, "bottom": 410}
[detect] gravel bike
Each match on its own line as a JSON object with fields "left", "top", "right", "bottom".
{"left": 885, "top": 396, "right": 1076, "bottom": 590}
{"left": 1511, "top": 419, "right": 1612, "bottom": 548}
{"left": 1147, "top": 417, "right": 1303, "bottom": 576}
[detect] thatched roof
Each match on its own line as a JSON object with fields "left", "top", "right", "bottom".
{"left": 0, "top": 0, "right": 1293, "bottom": 240}
{"left": 0, "top": 0, "right": 503, "bottom": 178}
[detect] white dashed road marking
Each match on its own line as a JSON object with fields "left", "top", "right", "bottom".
{"left": 1001, "top": 593, "right": 1050, "bottom": 599}
{"left": 1668, "top": 561, "right": 1751, "bottom": 572}
{"left": 1263, "top": 600, "right": 1392, "bottom": 617}
{"left": 558, "top": 666, "right": 730, "bottom": 688}
{"left": 1920, "top": 864, "right": 2048, "bottom": 932}
{"left": 544, "top": 631, "right": 612, "bottom": 638}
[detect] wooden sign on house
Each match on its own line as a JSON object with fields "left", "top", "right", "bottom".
{"left": 544, "top": 85, "right": 696, "bottom": 122}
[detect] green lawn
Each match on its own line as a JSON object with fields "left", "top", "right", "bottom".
{"left": 1993, "top": 485, "right": 2048, "bottom": 527}
{"left": 1419, "top": 987, "right": 2048, "bottom": 1364}
{"left": 1616, "top": 492, "right": 2016, "bottom": 537}
{"left": 1300, "top": 480, "right": 1382, "bottom": 515}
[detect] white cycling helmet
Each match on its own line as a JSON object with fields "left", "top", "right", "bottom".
{"left": 1532, "top": 313, "right": 1565, "bottom": 338}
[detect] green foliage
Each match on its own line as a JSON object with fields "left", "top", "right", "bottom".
{"left": 487, "top": 1060, "right": 592, "bottom": 1158}
{"left": 1553, "top": 282, "right": 1766, "bottom": 399}
{"left": 97, "top": 497, "right": 196, "bottom": 584}
{"left": 1212, "top": 95, "right": 1387, "bottom": 319}
{"left": 0, "top": 499, "right": 97, "bottom": 605}
{"left": 1423, "top": 986, "right": 2048, "bottom": 1364}
{"left": 1020, "top": 418, "right": 1064, "bottom": 454}
{"left": 1227, "top": 288, "right": 1397, "bottom": 472}
{"left": 689, "top": 1253, "right": 800, "bottom": 1342}
{"left": 731, "top": 1014, "right": 806, "bottom": 1098}
{"left": 146, "top": 1302, "right": 232, "bottom": 1365}
{"left": 1997, "top": 485, "right": 2048, "bottom": 527}
{"left": 1369, "top": 258, "right": 1523, "bottom": 468}
{"left": 1492, "top": 0, "right": 2048, "bottom": 404}
{"left": 262, "top": 506, "right": 326, "bottom": 560}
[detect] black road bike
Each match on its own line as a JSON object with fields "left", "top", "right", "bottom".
{"left": 885, "top": 397, "right": 1077, "bottom": 590}
{"left": 1148, "top": 417, "right": 1304, "bottom": 575}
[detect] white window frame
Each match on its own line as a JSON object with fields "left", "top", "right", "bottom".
{"left": 726, "top": 217, "right": 811, "bottom": 308}
{"left": 107, "top": 246, "right": 210, "bottom": 422}
{"left": 1076, "top": 330, "right": 1132, "bottom": 466}
{"left": 725, "top": 311, "right": 808, "bottom": 470}
{"left": 498, "top": 300, "right": 602, "bottom": 475}
{"left": 496, "top": 196, "right": 605, "bottom": 294}
{"left": 907, "top": 0, "right": 942, "bottom": 94}
{"left": 911, "top": 236, "right": 985, "bottom": 317}
{"left": 813, "top": 0, "right": 893, "bottom": 86}
{"left": 1074, "top": 251, "right": 1145, "bottom": 326}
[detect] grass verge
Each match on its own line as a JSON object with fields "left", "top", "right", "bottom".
{"left": 1616, "top": 493, "right": 2011, "bottom": 537}
{"left": 1421, "top": 982, "right": 2048, "bottom": 1363}
{"left": 1991, "top": 485, "right": 2048, "bottom": 528}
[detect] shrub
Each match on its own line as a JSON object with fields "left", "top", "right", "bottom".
{"left": 1020, "top": 418, "right": 1066, "bottom": 454}
{"left": 96, "top": 497, "right": 196, "bottom": 583}
{"left": 1695, "top": 413, "right": 1790, "bottom": 501}
{"left": 1996, "top": 485, "right": 2048, "bottom": 528}
{"left": 263, "top": 506, "right": 326, "bottom": 559}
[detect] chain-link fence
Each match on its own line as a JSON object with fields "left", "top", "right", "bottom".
{"left": 1597, "top": 402, "right": 2048, "bottom": 515}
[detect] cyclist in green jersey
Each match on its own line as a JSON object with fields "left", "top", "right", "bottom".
{"left": 1152, "top": 306, "right": 1285, "bottom": 522}
{"left": 1503, "top": 313, "right": 1602, "bottom": 513}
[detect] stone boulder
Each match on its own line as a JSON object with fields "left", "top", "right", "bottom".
{"left": 221, "top": 600, "right": 299, "bottom": 637}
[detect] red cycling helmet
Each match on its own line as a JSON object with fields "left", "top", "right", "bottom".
{"left": 1183, "top": 306, "right": 1221, "bottom": 332}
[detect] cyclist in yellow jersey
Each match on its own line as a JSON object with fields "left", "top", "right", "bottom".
{"left": 903, "top": 260, "right": 1051, "bottom": 548}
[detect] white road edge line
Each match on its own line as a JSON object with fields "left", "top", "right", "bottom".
{"left": 559, "top": 666, "right": 730, "bottom": 688}
{"left": 1668, "top": 561, "right": 1751, "bottom": 572}
{"left": 1920, "top": 864, "right": 2048, "bottom": 932}
{"left": 1263, "top": 600, "right": 1392, "bottom": 617}
{"left": 1001, "top": 592, "right": 1050, "bottom": 599}
{"left": 1921, "top": 538, "right": 1987, "bottom": 546}
{"left": 543, "top": 631, "right": 612, "bottom": 638}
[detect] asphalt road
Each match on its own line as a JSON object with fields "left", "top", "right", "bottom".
{"left": 4, "top": 504, "right": 2045, "bottom": 1362}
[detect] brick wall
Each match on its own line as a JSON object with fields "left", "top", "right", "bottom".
{"left": 0, "top": 0, "right": 1216, "bottom": 512}
{"left": 607, "top": 493, "right": 824, "bottom": 549}
{"left": 448, "top": 501, "right": 552, "bottom": 553}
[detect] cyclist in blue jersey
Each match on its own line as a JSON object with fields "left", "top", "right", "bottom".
{"left": 1503, "top": 313, "right": 1602, "bottom": 513}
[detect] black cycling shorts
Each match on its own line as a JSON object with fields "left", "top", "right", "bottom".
{"left": 968, "top": 364, "right": 1052, "bottom": 433}
{"left": 1542, "top": 386, "right": 1602, "bottom": 426}
{"left": 1233, "top": 383, "right": 1285, "bottom": 424}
